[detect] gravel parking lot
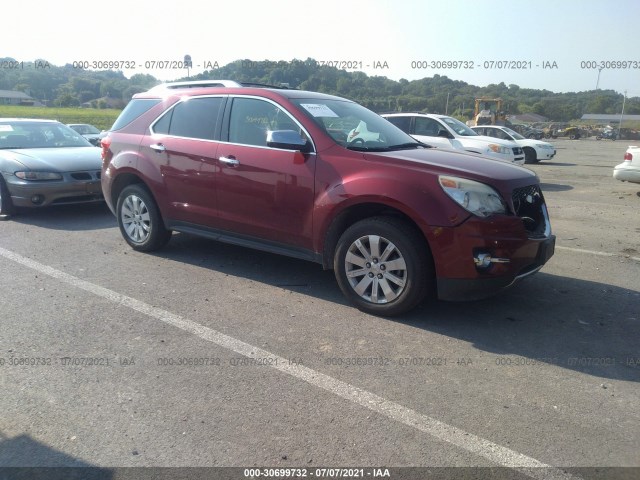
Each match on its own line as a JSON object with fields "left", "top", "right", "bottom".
{"left": 0, "top": 138, "right": 638, "bottom": 480}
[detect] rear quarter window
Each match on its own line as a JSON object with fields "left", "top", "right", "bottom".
{"left": 110, "top": 99, "right": 161, "bottom": 131}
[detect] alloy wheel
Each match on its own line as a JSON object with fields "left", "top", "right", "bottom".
{"left": 121, "top": 194, "right": 151, "bottom": 243}
{"left": 344, "top": 234, "right": 407, "bottom": 304}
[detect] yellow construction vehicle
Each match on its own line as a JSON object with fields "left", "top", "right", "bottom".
{"left": 467, "top": 98, "right": 507, "bottom": 126}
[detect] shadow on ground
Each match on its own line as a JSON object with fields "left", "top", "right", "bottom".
{"left": 538, "top": 162, "right": 576, "bottom": 167}
{"left": 540, "top": 182, "right": 574, "bottom": 192}
{"left": 10, "top": 203, "right": 115, "bottom": 231}
{"left": 150, "top": 233, "right": 640, "bottom": 383}
{"left": 0, "top": 432, "right": 112, "bottom": 478}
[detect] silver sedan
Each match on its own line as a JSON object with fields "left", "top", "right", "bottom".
{"left": 0, "top": 118, "right": 103, "bottom": 218}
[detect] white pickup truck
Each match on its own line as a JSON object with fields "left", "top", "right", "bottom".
{"left": 382, "top": 113, "right": 525, "bottom": 165}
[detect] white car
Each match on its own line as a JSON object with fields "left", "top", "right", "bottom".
{"left": 382, "top": 113, "right": 525, "bottom": 165}
{"left": 472, "top": 125, "right": 556, "bottom": 164}
{"left": 613, "top": 146, "right": 640, "bottom": 184}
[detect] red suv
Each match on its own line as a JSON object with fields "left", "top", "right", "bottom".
{"left": 101, "top": 80, "right": 555, "bottom": 316}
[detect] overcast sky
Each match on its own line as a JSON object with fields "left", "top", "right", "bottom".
{"left": 3, "top": 0, "right": 639, "bottom": 95}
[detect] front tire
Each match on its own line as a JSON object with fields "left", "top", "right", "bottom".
{"left": 0, "top": 175, "right": 15, "bottom": 217}
{"left": 524, "top": 147, "right": 538, "bottom": 164}
{"left": 333, "top": 217, "right": 432, "bottom": 316}
{"left": 116, "top": 184, "right": 171, "bottom": 251}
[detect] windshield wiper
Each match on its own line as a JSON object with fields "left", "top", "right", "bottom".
{"left": 347, "top": 143, "right": 426, "bottom": 152}
{"left": 386, "top": 142, "right": 430, "bottom": 150}
{"left": 346, "top": 142, "right": 430, "bottom": 152}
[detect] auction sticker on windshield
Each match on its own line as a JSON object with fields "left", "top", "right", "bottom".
{"left": 301, "top": 103, "right": 339, "bottom": 118}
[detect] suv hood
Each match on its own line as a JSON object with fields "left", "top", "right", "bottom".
{"left": 1, "top": 147, "right": 101, "bottom": 172}
{"left": 364, "top": 147, "right": 537, "bottom": 186}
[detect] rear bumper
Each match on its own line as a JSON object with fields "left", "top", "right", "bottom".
{"left": 613, "top": 164, "right": 640, "bottom": 184}
{"left": 428, "top": 216, "right": 555, "bottom": 301}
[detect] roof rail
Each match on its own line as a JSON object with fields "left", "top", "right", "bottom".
{"left": 148, "top": 80, "right": 243, "bottom": 92}
{"left": 240, "top": 82, "right": 292, "bottom": 89}
{"left": 147, "top": 80, "right": 293, "bottom": 93}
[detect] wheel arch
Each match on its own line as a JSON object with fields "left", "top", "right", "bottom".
{"left": 110, "top": 172, "right": 147, "bottom": 212}
{"left": 320, "top": 201, "right": 432, "bottom": 270}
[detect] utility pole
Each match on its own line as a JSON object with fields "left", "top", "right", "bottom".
{"left": 595, "top": 68, "right": 603, "bottom": 90}
{"left": 184, "top": 54, "right": 192, "bottom": 79}
{"left": 445, "top": 92, "right": 450, "bottom": 115}
{"left": 617, "top": 90, "right": 627, "bottom": 140}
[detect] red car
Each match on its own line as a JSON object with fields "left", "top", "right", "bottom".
{"left": 101, "top": 80, "right": 555, "bottom": 316}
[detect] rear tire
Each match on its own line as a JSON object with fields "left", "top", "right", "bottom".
{"left": 0, "top": 175, "right": 15, "bottom": 218}
{"left": 333, "top": 217, "right": 432, "bottom": 316}
{"left": 116, "top": 184, "right": 171, "bottom": 251}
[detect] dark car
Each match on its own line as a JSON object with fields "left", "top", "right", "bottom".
{"left": 68, "top": 123, "right": 103, "bottom": 146}
{"left": 101, "top": 81, "right": 555, "bottom": 316}
{"left": 0, "top": 118, "right": 103, "bottom": 217}
{"left": 511, "top": 124, "right": 544, "bottom": 140}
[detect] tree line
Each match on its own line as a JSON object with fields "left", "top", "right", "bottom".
{"left": 1, "top": 57, "right": 637, "bottom": 122}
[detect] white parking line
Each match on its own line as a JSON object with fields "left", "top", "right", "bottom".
{"left": 0, "top": 246, "right": 581, "bottom": 480}
{"left": 557, "top": 245, "right": 640, "bottom": 262}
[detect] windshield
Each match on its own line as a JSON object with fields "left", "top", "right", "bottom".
{"left": 502, "top": 127, "right": 525, "bottom": 140}
{"left": 440, "top": 116, "right": 479, "bottom": 137}
{"left": 0, "top": 121, "right": 92, "bottom": 149}
{"left": 291, "top": 98, "right": 424, "bottom": 151}
{"left": 70, "top": 124, "right": 101, "bottom": 135}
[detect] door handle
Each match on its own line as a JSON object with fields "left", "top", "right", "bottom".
{"left": 219, "top": 156, "right": 240, "bottom": 167}
{"left": 150, "top": 143, "right": 166, "bottom": 152}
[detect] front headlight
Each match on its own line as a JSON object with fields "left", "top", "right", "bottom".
{"left": 487, "top": 144, "right": 511, "bottom": 155}
{"left": 438, "top": 175, "right": 507, "bottom": 217}
{"left": 15, "top": 171, "right": 63, "bottom": 181}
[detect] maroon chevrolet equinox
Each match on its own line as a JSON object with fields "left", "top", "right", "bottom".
{"left": 101, "top": 80, "right": 555, "bottom": 316}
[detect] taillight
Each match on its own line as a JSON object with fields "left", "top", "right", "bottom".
{"left": 624, "top": 152, "right": 633, "bottom": 162}
{"left": 100, "top": 136, "right": 111, "bottom": 161}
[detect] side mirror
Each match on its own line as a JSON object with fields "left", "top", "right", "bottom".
{"left": 267, "top": 130, "right": 312, "bottom": 153}
{"left": 437, "top": 129, "right": 452, "bottom": 139}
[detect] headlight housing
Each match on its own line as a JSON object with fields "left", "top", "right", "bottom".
{"left": 487, "top": 144, "right": 511, "bottom": 155}
{"left": 439, "top": 175, "right": 507, "bottom": 217}
{"left": 15, "top": 171, "right": 63, "bottom": 181}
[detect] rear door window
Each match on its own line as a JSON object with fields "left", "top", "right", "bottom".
{"left": 152, "top": 97, "right": 224, "bottom": 140}
{"left": 386, "top": 116, "right": 411, "bottom": 133}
